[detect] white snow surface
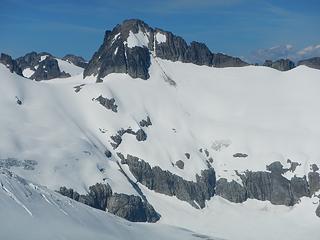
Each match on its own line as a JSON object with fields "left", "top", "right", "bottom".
{"left": 1, "top": 58, "right": 320, "bottom": 239}
{"left": 56, "top": 58, "right": 84, "bottom": 76}
{"left": 126, "top": 29, "right": 149, "bottom": 48}
{"left": 40, "top": 55, "right": 49, "bottom": 61}
{"left": 0, "top": 169, "right": 211, "bottom": 240}
{"left": 142, "top": 184, "right": 320, "bottom": 240}
{"left": 22, "top": 67, "right": 34, "bottom": 78}
{"left": 155, "top": 32, "right": 166, "bottom": 44}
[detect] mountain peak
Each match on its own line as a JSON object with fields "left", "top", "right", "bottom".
{"left": 83, "top": 19, "right": 248, "bottom": 82}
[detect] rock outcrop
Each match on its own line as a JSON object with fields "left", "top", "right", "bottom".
{"left": 110, "top": 127, "right": 147, "bottom": 149}
{"left": 263, "top": 59, "right": 295, "bottom": 71}
{"left": 107, "top": 193, "right": 160, "bottom": 222}
{"left": 84, "top": 19, "right": 248, "bottom": 82}
{"left": 215, "top": 179, "right": 247, "bottom": 203}
{"left": 212, "top": 53, "right": 248, "bottom": 68}
{"left": 30, "top": 56, "right": 70, "bottom": 81}
{"left": 95, "top": 95, "right": 118, "bottom": 112}
{"left": 58, "top": 183, "right": 160, "bottom": 222}
{"left": 316, "top": 203, "right": 320, "bottom": 218}
{"left": 175, "top": 160, "right": 185, "bottom": 169}
{"left": 216, "top": 161, "right": 312, "bottom": 206}
{"left": 84, "top": 20, "right": 152, "bottom": 81}
{"left": 16, "top": 52, "right": 70, "bottom": 80}
{"left": 62, "top": 54, "right": 88, "bottom": 68}
{"left": 0, "top": 53, "right": 23, "bottom": 76}
{"left": 139, "top": 116, "right": 152, "bottom": 127}
{"left": 121, "top": 154, "right": 216, "bottom": 208}
{"left": 308, "top": 167, "right": 320, "bottom": 195}
{"left": 298, "top": 57, "right": 320, "bottom": 70}
{"left": 16, "top": 51, "right": 47, "bottom": 70}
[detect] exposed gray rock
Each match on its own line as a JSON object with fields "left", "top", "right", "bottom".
{"left": 298, "top": 57, "right": 320, "bottom": 70}
{"left": 16, "top": 52, "right": 50, "bottom": 70}
{"left": 84, "top": 19, "right": 248, "bottom": 82}
{"left": 62, "top": 54, "right": 88, "bottom": 68}
{"left": 110, "top": 128, "right": 137, "bottom": 149}
{"left": 58, "top": 186, "right": 80, "bottom": 201}
{"left": 110, "top": 134, "right": 122, "bottom": 149}
{"left": 78, "top": 183, "right": 113, "bottom": 210}
{"left": 316, "top": 203, "right": 320, "bottom": 218}
{"left": 0, "top": 53, "right": 23, "bottom": 76}
{"left": 58, "top": 183, "right": 160, "bottom": 222}
{"left": 135, "top": 129, "right": 147, "bottom": 141}
{"left": 84, "top": 20, "right": 151, "bottom": 81}
{"left": 308, "top": 171, "right": 320, "bottom": 195}
{"left": 104, "top": 149, "right": 112, "bottom": 158}
{"left": 290, "top": 176, "right": 310, "bottom": 201}
{"left": 183, "top": 41, "right": 212, "bottom": 66}
{"left": 266, "top": 161, "right": 286, "bottom": 175}
{"left": 175, "top": 160, "right": 184, "bottom": 169}
{"left": 240, "top": 171, "right": 294, "bottom": 206}
{"left": 311, "top": 164, "right": 319, "bottom": 172}
{"left": 30, "top": 56, "right": 70, "bottom": 81}
{"left": 122, "top": 154, "right": 216, "bottom": 208}
{"left": 139, "top": 116, "right": 152, "bottom": 127}
{"left": 213, "top": 160, "right": 319, "bottom": 207}
{"left": 0, "top": 158, "right": 37, "bottom": 170}
{"left": 126, "top": 46, "right": 150, "bottom": 79}
{"left": 73, "top": 84, "right": 85, "bottom": 93}
{"left": 16, "top": 52, "right": 70, "bottom": 81}
{"left": 287, "top": 159, "right": 301, "bottom": 172}
{"left": 15, "top": 96, "right": 22, "bottom": 105}
{"left": 233, "top": 153, "right": 248, "bottom": 158}
{"left": 116, "top": 152, "right": 126, "bottom": 164}
{"left": 107, "top": 193, "right": 160, "bottom": 222}
{"left": 154, "top": 28, "right": 188, "bottom": 62}
{"left": 95, "top": 95, "right": 118, "bottom": 112}
{"left": 215, "top": 178, "right": 247, "bottom": 203}
{"left": 212, "top": 53, "right": 248, "bottom": 68}
{"left": 263, "top": 59, "right": 295, "bottom": 71}
{"left": 204, "top": 149, "right": 209, "bottom": 157}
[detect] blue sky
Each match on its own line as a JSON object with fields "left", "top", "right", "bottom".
{"left": 1, "top": 0, "right": 319, "bottom": 60}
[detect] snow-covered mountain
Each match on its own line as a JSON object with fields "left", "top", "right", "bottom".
{"left": 248, "top": 44, "right": 320, "bottom": 64}
{"left": 0, "top": 52, "right": 85, "bottom": 81}
{"left": 1, "top": 19, "right": 320, "bottom": 240}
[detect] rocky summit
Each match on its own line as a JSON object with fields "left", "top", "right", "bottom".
{"left": 62, "top": 54, "right": 88, "bottom": 68}
{"left": 84, "top": 19, "right": 248, "bottom": 81}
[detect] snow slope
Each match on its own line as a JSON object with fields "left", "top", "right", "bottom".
{"left": 143, "top": 184, "right": 320, "bottom": 240}
{"left": 0, "top": 169, "right": 212, "bottom": 240}
{"left": 0, "top": 56, "right": 320, "bottom": 239}
{"left": 56, "top": 58, "right": 84, "bottom": 76}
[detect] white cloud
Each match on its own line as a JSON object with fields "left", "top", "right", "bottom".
{"left": 247, "top": 43, "right": 320, "bottom": 63}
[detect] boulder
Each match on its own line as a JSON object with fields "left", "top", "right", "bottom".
{"left": 175, "top": 160, "right": 184, "bottom": 169}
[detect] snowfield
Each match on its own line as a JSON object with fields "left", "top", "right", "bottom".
{"left": 0, "top": 169, "right": 213, "bottom": 240}
{"left": 0, "top": 56, "right": 320, "bottom": 239}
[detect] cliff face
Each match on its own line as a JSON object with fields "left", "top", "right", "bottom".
{"left": 84, "top": 19, "right": 248, "bottom": 81}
